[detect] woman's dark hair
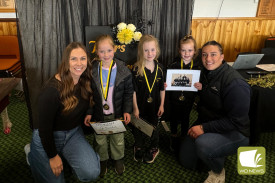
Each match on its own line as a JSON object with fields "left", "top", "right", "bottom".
{"left": 202, "top": 40, "right": 223, "bottom": 54}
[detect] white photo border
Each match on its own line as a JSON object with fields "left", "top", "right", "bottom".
{"left": 166, "top": 69, "right": 201, "bottom": 91}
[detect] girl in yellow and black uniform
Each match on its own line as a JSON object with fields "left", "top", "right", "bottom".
{"left": 132, "top": 35, "right": 165, "bottom": 164}
{"left": 167, "top": 35, "right": 201, "bottom": 151}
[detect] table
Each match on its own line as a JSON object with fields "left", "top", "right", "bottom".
{"left": 0, "top": 78, "right": 21, "bottom": 109}
{"left": 238, "top": 68, "right": 275, "bottom": 144}
{"left": 0, "top": 78, "right": 21, "bottom": 134}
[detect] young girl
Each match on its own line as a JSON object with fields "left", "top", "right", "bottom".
{"left": 167, "top": 35, "right": 200, "bottom": 151}
{"left": 132, "top": 34, "right": 165, "bottom": 163}
{"left": 84, "top": 34, "right": 133, "bottom": 177}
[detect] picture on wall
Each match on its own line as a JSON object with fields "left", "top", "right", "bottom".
{"left": 166, "top": 69, "right": 201, "bottom": 91}
{"left": 0, "top": 0, "right": 15, "bottom": 12}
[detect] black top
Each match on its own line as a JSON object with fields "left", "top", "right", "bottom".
{"left": 197, "top": 62, "right": 251, "bottom": 136}
{"left": 37, "top": 77, "right": 90, "bottom": 158}
{"left": 132, "top": 61, "right": 164, "bottom": 124}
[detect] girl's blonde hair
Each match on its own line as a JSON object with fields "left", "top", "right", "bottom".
{"left": 178, "top": 35, "right": 198, "bottom": 58}
{"left": 94, "top": 34, "right": 115, "bottom": 60}
{"left": 134, "top": 34, "right": 160, "bottom": 76}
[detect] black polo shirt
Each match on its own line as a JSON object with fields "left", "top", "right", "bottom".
{"left": 132, "top": 61, "right": 164, "bottom": 124}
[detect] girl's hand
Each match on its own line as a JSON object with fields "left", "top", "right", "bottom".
{"left": 123, "top": 113, "right": 131, "bottom": 125}
{"left": 84, "top": 115, "right": 92, "bottom": 126}
{"left": 49, "top": 154, "right": 63, "bottom": 177}
{"left": 133, "top": 108, "right": 139, "bottom": 119}
{"left": 194, "top": 82, "right": 202, "bottom": 90}
{"left": 164, "top": 82, "right": 167, "bottom": 90}
{"left": 188, "top": 125, "right": 204, "bottom": 139}
{"left": 157, "top": 105, "right": 164, "bottom": 117}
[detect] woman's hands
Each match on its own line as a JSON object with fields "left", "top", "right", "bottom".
{"left": 49, "top": 154, "right": 63, "bottom": 177}
{"left": 188, "top": 125, "right": 204, "bottom": 139}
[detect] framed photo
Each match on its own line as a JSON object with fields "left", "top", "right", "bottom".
{"left": 0, "top": 0, "right": 15, "bottom": 12}
{"left": 166, "top": 69, "right": 201, "bottom": 91}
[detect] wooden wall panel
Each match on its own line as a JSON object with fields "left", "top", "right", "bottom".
{"left": 191, "top": 18, "right": 275, "bottom": 62}
{"left": 0, "top": 21, "right": 17, "bottom": 36}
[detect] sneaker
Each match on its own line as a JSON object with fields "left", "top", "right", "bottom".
{"left": 204, "top": 168, "right": 225, "bottom": 183}
{"left": 143, "top": 148, "right": 159, "bottom": 164}
{"left": 114, "top": 159, "right": 125, "bottom": 175}
{"left": 134, "top": 146, "right": 143, "bottom": 162}
{"left": 100, "top": 160, "right": 108, "bottom": 178}
{"left": 24, "top": 144, "right": 30, "bottom": 166}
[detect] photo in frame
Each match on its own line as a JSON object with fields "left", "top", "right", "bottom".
{"left": 0, "top": 0, "right": 15, "bottom": 12}
{"left": 166, "top": 69, "right": 201, "bottom": 91}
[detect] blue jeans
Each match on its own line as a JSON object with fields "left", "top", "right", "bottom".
{"left": 179, "top": 131, "right": 249, "bottom": 173}
{"left": 28, "top": 126, "right": 100, "bottom": 183}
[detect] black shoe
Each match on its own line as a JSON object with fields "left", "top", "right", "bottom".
{"left": 100, "top": 160, "right": 107, "bottom": 178}
{"left": 143, "top": 148, "right": 159, "bottom": 164}
{"left": 114, "top": 159, "right": 125, "bottom": 175}
{"left": 134, "top": 146, "right": 143, "bottom": 162}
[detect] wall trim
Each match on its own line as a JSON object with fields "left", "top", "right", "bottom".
{"left": 192, "top": 17, "right": 275, "bottom": 20}
{"left": 0, "top": 18, "right": 17, "bottom": 22}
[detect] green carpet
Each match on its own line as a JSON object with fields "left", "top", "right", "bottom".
{"left": 0, "top": 91, "right": 274, "bottom": 183}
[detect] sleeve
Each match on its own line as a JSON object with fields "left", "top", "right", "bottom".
{"left": 86, "top": 107, "right": 93, "bottom": 115}
{"left": 202, "top": 79, "right": 251, "bottom": 134}
{"left": 37, "top": 86, "right": 60, "bottom": 158}
{"left": 123, "top": 69, "right": 133, "bottom": 114}
{"left": 158, "top": 64, "right": 165, "bottom": 91}
{"left": 86, "top": 81, "right": 93, "bottom": 115}
{"left": 132, "top": 67, "right": 138, "bottom": 92}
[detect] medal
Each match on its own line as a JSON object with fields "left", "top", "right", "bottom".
{"left": 103, "top": 104, "right": 110, "bottom": 110}
{"left": 147, "top": 96, "right": 153, "bottom": 103}
{"left": 100, "top": 60, "right": 114, "bottom": 110}
{"left": 143, "top": 63, "right": 159, "bottom": 104}
{"left": 179, "top": 95, "right": 185, "bottom": 101}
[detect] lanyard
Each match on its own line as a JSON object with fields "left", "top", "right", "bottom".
{"left": 143, "top": 64, "right": 159, "bottom": 94}
{"left": 181, "top": 59, "right": 193, "bottom": 70}
{"left": 100, "top": 60, "right": 113, "bottom": 101}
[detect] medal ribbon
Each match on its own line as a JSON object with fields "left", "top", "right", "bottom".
{"left": 143, "top": 64, "right": 159, "bottom": 94}
{"left": 181, "top": 59, "right": 193, "bottom": 70}
{"left": 100, "top": 60, "right": 113, "bottom": 101}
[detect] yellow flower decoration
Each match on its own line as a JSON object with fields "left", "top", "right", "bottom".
{"left": 117, "top": 28, "right": 134, "bottom": 45}
{"left": 133, "top": 32, "right": 142, "bottom": 41}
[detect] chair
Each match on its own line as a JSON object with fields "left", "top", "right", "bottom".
{"left": 259, "top": 47, "right": 275, "bottom": 64}
{"left": 0, "top": 36, "right": 21, "bottom": 78}
{"left": 264, "top": 37, "right": 275, "bottom": 48}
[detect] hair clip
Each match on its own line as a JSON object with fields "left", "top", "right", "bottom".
{"left": 183, "top": 35, "right": 193, "bottom": 40}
